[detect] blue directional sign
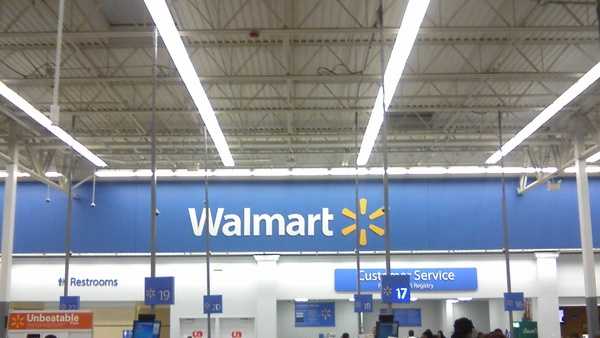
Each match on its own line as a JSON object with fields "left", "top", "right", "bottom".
{"left": 59, "top": 295, "right": 80, "bottom": 310}
{"left": 394, "top": 309, "right": 422, "bottom": 327}
{"left": 381, "top": 274, "right": 411, "bottom": 303}
{"left": 354, "top": 294, "right": 373, "bottom": 313}
{"left": 144, "top": 277, "right": 175, "bottom": 305}
{"left": 504, "top": 292, "right": 525, "bottom": 311}
{"left": 295, "top": 302, "right": 335, "bottom": 327}
{"left": 203, "top": 295, "right": 223, "bottom": 314}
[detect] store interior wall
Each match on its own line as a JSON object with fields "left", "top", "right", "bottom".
{"left": 452, "top": 300, "right": 490, "bottom": 333}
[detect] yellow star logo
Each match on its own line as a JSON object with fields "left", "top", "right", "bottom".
{"left": 10, "top": 314, "right": 25, "bottom": 329}
{"left": 341, "top": 198, "right": 385, "bottom": 246}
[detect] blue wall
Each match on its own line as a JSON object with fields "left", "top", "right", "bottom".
{"left": 0, "top": 178, "right": 595, "bottom": 253}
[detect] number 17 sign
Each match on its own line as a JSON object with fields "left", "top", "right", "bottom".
{"left": 381, "top": 274, "right": 411, "bottom": 303}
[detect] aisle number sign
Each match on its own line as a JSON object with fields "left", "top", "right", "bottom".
{"left": 59, "top": 295, "right": 80, "bottom": 310}
{"left": 504, "top": 292, "right": 525, "bottom": 311}
{"left": 204, "top": 295, "right": 223, "bottom": 314}
{"left": 144, "top": 277, "right": 175, "bottom": 305}
{"left": 381, "top": 274, "right": 411, "bottom": 303}
{"left": 354, "top": 294, "right": 373, "bottom": 313}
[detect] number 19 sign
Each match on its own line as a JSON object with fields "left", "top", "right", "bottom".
{"left": 145, "top": 276, "right": 175, "bottom": 305}
{"left": 381, "top": 274, "right": 411, "bottom": 304}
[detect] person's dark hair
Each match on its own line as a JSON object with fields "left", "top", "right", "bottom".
{"left": 409, "top": 330, "right": 415, "bottom": 336}
{"left": 422, "top": 329, "right": 434, "bottom": 338}
{"left": 438, "top": 330, "right": 446, "bottom": 338}
{"left": 341, "top": 333, "right": 350, "bottom": 338}
{"left": 451, "top": 317, "right": 475, "bottom": 338}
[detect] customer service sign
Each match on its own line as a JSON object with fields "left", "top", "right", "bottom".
{"left": 334, "top": 268, "right": 478, "bottom": 292}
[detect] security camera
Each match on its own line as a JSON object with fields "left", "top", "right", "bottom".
{"left": 90, "top": 202, "right": 96, "bottom": 208}
{"left": 45, "top": 197, "right": 51, "bottom": 203}
{"left": 155, "top": 208, "right": 160, "bottom": 216}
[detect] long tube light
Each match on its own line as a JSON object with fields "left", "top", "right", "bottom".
{"left": 586, "top": 151, "right": 600, "bottom": 163}
{"left": 0, "top": 81, "right": 107, "bottom": 167}
{"left": 94, "top": 166, "right": 561, "bottom": 178}
{"left": 15, "top": 166, "right": 600, "bottom": 179}
{"left": 486, "top": 61, "right": 600, "bottom": 164}
{"left": 144, "top": 0, "right": 234, "bottom": 167}
{"left": 357, "top": 0, "right": 431, "bottom": 165}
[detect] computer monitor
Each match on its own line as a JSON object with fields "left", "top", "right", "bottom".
{"left": 132, "top": 320, "right": 161, "bottom": 338}
{"left": 376, "top": 315, "right": 399, "bottom": 338}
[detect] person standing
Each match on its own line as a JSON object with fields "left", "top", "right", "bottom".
{"left": 451, "top": 318, "right": 475, "bottom": 338}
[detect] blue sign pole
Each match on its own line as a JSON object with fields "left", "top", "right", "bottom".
{"left": 144, "top": 276, "right": 175, "bottom": 305}
{"left": 381, "top": 275, "right": 411, "bottom": 303}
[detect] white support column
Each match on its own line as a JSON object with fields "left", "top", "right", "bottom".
{"left": 574, "top": 134, "right": 600, "bottom": 338}
{"left": 0, "top": 126, "right": 18, "bottom": 337}
{"left": 254, "top": 255, "right": 279, "bottom": 338}
{"left": 442, "top": 300, "right": 455, "bottom": 335}
{"left": 535, "top": 253, "right": 560, "bottom": 338}
{"left": 489, "top": 299, "right": 508, "bottom": 331}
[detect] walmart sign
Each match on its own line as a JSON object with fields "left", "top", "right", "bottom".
{"left": 4, "top": 179, "right": 600, "bottom": 253}
{"left": 189, "top": 208, "right": 336, "bottom": 237}
{"left": 334, "top": 268, "right": 478, "bottom": 292}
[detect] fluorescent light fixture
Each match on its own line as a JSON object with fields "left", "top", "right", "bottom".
{"left": 586, "top": 151, "right": 600, "bottom": 163}
{"left": 387, "top": 167, "right": 408, "bottom": 175}
{"left": 45, "top": 171, "right": 63, "bottom": 178}
{"left": 155, "top": 169, "right": 175, "bottom": 177}
{"left": 357, "top": 0, "right": 431, "bottom": 165}
{"left": 0, "top": 81, "right": 107, "bottom": 167}
{"left": 95, "top": 169, "right": 135, "bottom": 177}
{"left": 174, "top": 169, "right": 208, "bottom": 177}
{"left": 294, "top": 298, "right": 309, "bottom": 302}
{"left": 407, "top": 167, "right": 447, "bottom": 175}
{"left": 290, "top": 168, "right": 330, "bottom": 176}
{"left": 0, "top": 171, "right": 31, "bottom": 178}
{"left": 135, "top": 169, "right": 153, "bottom": 177}
{"left": 213, "top": 169, "right": 252, "bottom": 177}
{"left": 457, "top": 297, "right": 472, "bottom": 301}
{"left": 446, "top": 166, "right": 487, "bottom": 175}
{"left": 487, "top": 61, "right": 600, "bottom": 164}
{"left": 252, "top": 168, "right": 291, "bottom": 177}
{"left": 565, "top": 166, "right": 600, "bottom": 174}
{"left": 329, "top": 168, "right": 359, "bottom": 176}
{"left": 328, "top": 167, "right": 383, "bottom": 176}
{"left": 446, "top": 299, "right": 459, "bottom": 305}
{"left": 91, "top": 166, "right": 564, "bottom": 178}
{"left": 144, "top": 0, "right": 234, "bottom": 167}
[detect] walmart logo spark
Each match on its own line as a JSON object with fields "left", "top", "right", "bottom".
{"left": 341, "top": 198, "right": 385, "bottom": 246}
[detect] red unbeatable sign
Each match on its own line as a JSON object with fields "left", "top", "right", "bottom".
{"left": 231, "top": 331, "right": 242, "bottom": 338}
{"left": 192, "top": 330, "right": 203, "bottom": 338}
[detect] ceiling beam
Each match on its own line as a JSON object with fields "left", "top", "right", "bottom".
{"left": 0, "top": 25, "right": 595, "bottom": 41}
{"left": 0, "top": 72, "right": 585, "bottom": 87}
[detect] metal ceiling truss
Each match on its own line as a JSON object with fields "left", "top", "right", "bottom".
{"left": 0, "top": 0, "right": 599, "bottom": 175}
